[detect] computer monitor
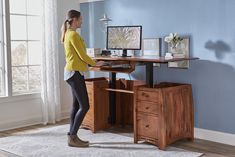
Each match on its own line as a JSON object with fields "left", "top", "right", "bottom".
{"left": 106, "top": 25, "right": 142, "bottom": 57}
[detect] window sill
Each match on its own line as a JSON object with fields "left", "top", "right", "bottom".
{"left": 0, "top": 93, "right": 41, "bottom": 104}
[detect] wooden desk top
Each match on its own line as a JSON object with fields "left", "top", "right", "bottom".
{"left": 94, "top": 55, "right": 199, "bottom": 63}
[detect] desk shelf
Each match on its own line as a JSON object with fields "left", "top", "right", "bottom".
{"left": 105, "top": 88, "right": 134, "bottom": 94}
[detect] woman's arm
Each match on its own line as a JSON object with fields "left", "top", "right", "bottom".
{"left": 70, "top": 32, "right": 96, "bottom": 66}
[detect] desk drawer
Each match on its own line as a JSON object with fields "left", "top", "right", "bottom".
{"left": 137, "top": 101, "right": 160, "bottom": 115}
{"left": 83, "top": 110, "right": 94, "bottom": 126}
{"left": 137, "top": 90, "right": 160, "bottom": 103}
{"left": 137, "top": 113, "right": 158, "bottom": 139}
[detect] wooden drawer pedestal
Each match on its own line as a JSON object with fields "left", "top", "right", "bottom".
{"left": 81, "top": 78, "right": 109, "bottom": 133}
{"left": 134, "top": 82, "right": 194, "bottom": 150}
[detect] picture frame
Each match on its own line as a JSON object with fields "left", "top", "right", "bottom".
{"left": 142, "top": 38, "right": 161, "bottom": 67}
{"left": 167, "top": 36, "right": 190, "bottom": 68}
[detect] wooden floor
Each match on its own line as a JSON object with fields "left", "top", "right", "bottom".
{"left": 0, "top": 119, "right": 235, "bottom": 157}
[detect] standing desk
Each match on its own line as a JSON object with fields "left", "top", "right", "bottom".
{"left": 90, "top": 56, "right": 199, "bottom": 124}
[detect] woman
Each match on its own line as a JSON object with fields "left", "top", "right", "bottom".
{"left": 61, "top": 10, "right": 103, "bottom": 147}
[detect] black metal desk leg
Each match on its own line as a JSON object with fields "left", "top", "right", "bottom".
{"left": 146, "top": 62, "right": 154, "bottom": 87}
{"left": 108, "top": 72, "right": 116, "bottom": 124}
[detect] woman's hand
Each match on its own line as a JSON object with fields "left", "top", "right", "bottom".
{"left": 95, "top": 61, "right": 105, "bottom": 67}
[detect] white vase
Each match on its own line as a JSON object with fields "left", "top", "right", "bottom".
{"left": 170, "top": 46, "right": 178, "bottom": 54}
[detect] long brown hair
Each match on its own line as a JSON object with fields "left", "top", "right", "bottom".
{"left": 60, "top": 10, "right": 81, "bottom": 43}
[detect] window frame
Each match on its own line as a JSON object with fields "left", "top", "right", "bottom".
{"left": 0, "top": 0, "right": 4, "bottom": 96}
{"left": 0, "top": 0, "right": 42, "bottom": 99}
{"left": 3, "top": 0, "right": 12, "bottom": 97}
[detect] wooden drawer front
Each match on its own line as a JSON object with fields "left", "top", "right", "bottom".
{"left": 137, "top": 101, "right": 160, "bottom": 115}
{"left": 137, "top": 113, "right": 158, "bottom": 139}
{"left": 83, "top": 109, "right": 94, "bottom": 125}
{"left": 86, "top": 101, "right": 94, "bottom": 118}
{"left": 137, "top": 90, "right": 160, "bottom": 103}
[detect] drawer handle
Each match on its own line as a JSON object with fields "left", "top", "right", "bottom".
{"left": 145, "top": 107, "right": 149, "bottom": 110}
{"left": 145, "top": 125, "right": 149, "bottom": 128}
{"left": 142, "top": 92, "right": 149, "bottom": 98}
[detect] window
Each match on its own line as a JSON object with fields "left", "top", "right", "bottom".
{"left": 9, "top": 0, "right": 42, "bottom": 95}
{"left": 0, "top": 0, "right": 42, "bottom": 97}
{"left": 0, "top": 0, "right": 4, "bottom": 97}
{"left": 0, "top": 36, "right": 4, "bottom": 97}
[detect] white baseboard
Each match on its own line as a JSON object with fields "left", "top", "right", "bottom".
{"left": 79, "top": 0, "right": 104, "bottom": 4}
{"left": 195, "top": 128, "right": 235, "bottom": 146}
{"left": 0, "top": 112, "right": 70, "bottom": 132}
{"left": 0, "top": 116, "right": 42, "bottom": 132}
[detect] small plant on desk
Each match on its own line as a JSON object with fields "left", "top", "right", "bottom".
{"left": 164, "top": 33, "right": 183, "bottom": 49}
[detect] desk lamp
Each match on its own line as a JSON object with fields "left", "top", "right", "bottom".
{"left": 99, "top": 14, "right": 112, "bottom": 56}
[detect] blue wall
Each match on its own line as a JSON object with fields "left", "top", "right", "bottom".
{"left": 80, "top": 1, "right": 105, "bottom": 48}
{"left": 81, "top": 0, "right": 235, "bottom": 134}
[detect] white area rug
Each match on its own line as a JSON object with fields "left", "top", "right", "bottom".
{"left": 0, "top": 124, "right": 202, "bottom": 157}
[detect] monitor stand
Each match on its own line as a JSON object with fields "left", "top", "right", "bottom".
{"left": 101, "top": 49, "right": 111, "bottom": 56}
{"left": 121, "top": 49, "right": 131, "bottom": 57}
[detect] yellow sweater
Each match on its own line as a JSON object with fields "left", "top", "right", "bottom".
{"left": 64, "top": 29, "right": 96, "bottom": 71}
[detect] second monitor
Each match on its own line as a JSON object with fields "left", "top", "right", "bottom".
{"left": 106, "top": 25, "right": 142, "bottom": 57}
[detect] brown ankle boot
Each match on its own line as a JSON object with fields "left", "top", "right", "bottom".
{"left": 68, "top": 135, "right": 89, "bottom": 147}
{"left": 77, "top": 136, "right": 89, "bottom": 144}
{"left": 67, "top": 133, "right": 89, "bottom": 144}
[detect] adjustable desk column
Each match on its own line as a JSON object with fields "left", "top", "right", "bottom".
{"left": 108, "top": 72, "right": 116, "bottom": 124}
{"left": 145, "top": 62, "right": 154, "bottom": 87}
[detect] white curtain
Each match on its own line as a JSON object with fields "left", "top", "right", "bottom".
{"left": 41, "top": 0, "right": 61, "bottom": 124}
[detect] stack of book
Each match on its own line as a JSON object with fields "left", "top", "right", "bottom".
{"left": 86, "top": 48, "right": 101, "bottom": 57}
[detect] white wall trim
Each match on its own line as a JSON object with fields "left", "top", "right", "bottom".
{"left": 0, "top": 116, "right": 42, "bottom": 131}
{"left": 195, "top": 128, "right": 235, "bottom": 146}
{"left": 0, "top": 111, "right": 70, "bottom": 132}
{"left": 79, "top": 0, "right": 104, "bottom": 4}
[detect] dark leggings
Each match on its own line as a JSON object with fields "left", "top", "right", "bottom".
{"left": 66, "top": 71, "right": 89, "bottom": 135}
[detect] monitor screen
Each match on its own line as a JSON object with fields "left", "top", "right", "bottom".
{"left": 106, "top": 26, "right": 142, "bottom": 52}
